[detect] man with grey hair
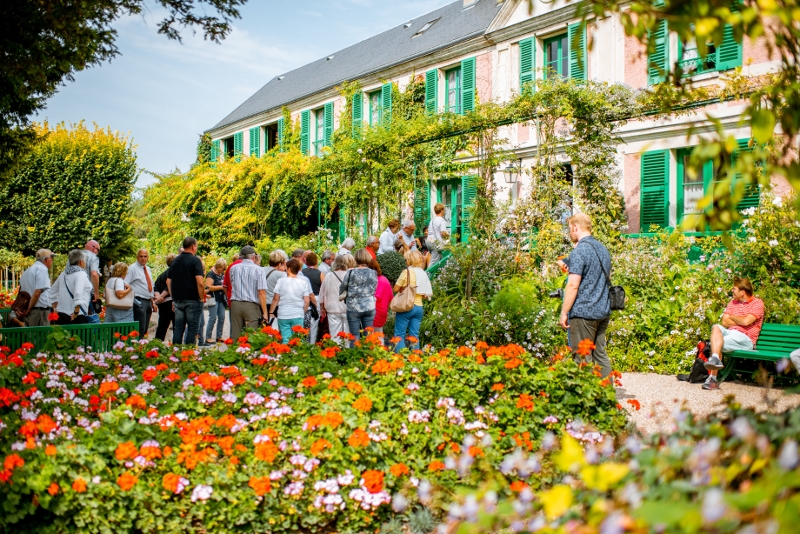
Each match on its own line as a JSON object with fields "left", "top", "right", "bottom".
{"left": 19, "top": 249, "right": 55, "bottom": 326}
{"left": 338, "top": 238, "right": 356, "bottom": 257}
{"left": 126, "top": 249, "right": 157, "bottom": 335}
{"left": 83, "top": 239, "right": 101, "bottom": 322}
{"left": 291, "top": 248, "right": 308, "bottom": 268}
{"left": 319, "top": 250, "right": 334, "bottom": 274}
{"left": 365, "top": 236, "right": 380, "bottom": 260}
{"left": 229, "top": 245, "right": 268, "bottom": 339}
{"left": 264, "top": 249, "right": 288, "bottom": 322}
{"left": 50, "top": 249, "right": 93, "bottom": 325}
{"left": 399, "top": 220, "right": 417, "bottom": 252}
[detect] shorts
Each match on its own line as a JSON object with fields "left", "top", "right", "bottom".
{"left": 716, "top": 325, "right": 754, "bottom": 352}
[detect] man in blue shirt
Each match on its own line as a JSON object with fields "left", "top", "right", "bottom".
{"left": 558, "top": 213, "right": 612, "bottom": 377}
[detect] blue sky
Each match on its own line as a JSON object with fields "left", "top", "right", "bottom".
{"left": 42, "top": 0, "right": 454, "bottom": 187}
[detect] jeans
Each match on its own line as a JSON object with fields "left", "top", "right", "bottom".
{"left": 278, "top": 317, "right": 304, "bottom": 343}
{"left": 394, "top": 305, "right": 424, "bottom": 352}
{"left": 206, "top": 301, "right": 226, "bottom": 340}
{"left": 172, "top": 300, "right": 203, "bottom": 346}
{"left": 132, "top": 298, "right": 153, "bottom": 336}
{"left": 347, "top": 308, "right": 375, "bottom": 346}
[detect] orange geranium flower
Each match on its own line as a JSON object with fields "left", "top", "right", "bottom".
{"left": 348, "top": 428, "right": 370, "bottom": 448}
{"left": 390, "top": 463, "right": 410, "bottom": 477}
{"left": 504, "top": 358, "right": 524, "bottom": 369}
{"left": 195, "top": 373, "right": 225, "bottom": 392}
{"left": 302, "top": 376, "right": 318, "bottom": 388}
{"left": 329, "top": 378, "right": 345, "bottom": 390}
{"left": 117, "top": 472, "right": 138, "bottom": 491}
{"left": 162, "top": 473, "right": 181, "bottom": 493}
{"left": 115, "top": 442, "right": 138, "bottom": 461}
{"left": 126, "top": 395, "right": 147, "bottom": 410}
{"left": 254, "top": 442, "right": 279, "bottom": 462}
{"left": 142, "top": 369, "right": 158, "bottom": 382}
{"left": 98, "top": 381, "right": 119, "bottom": 397}
{"left": 352, "top": 396, "right": 373, "bottom": 412}
{"left": 72, "top": 477, "right": 87, "bottom": 493}
{"left": 577, "top": 339, "right": 596, "bottom": 356}
{"left": 475, "top": 341, "right": 489, "bottom": 350}
{"left": 140, "top": 444, "right": 162, "bottom": 461}
{"left": 36, "top": 414, "right": 58, "bottom": 434}
{"left": 346, "top": 382, "right": 363, "bottom": 395}
{"left": 513, "top": 432, "right": 534, "bottom": 451}
{"left": 323, "top": 412, "right": 344, "bottom": 428}
{"left": 491, "top": 383, "right": 504, "bottom": 391}
{"left": 249, "top": 476, "right": 272, "bottom": 496}
{"left": 371, "top": 359, "right": 392, "bottom": 374}
{"left": 510, "top": 480, "right": 529, "bottom": 492}
{"left": 320, "top": 346, "right": 340, "bottom": 359}
{"left": 48, "top": 482, "right": 60, "bottom": 495}
{"left": 362, "top": 470, "right": 384, "bottom": 493}
{"left": 4, "top": 454, "right": 24, "bottom": 471}
{"left": 516, "top": 394, "right": 535, "bottom": 412}
{"left": 627, "top": 399, "right": 641, "bottom": 411}
{"left": 45, "top": 445, "right": 57, "bottom": 456}
{"left": 468, "top": 446, "right": 484, "bottom": 458}
{"left": 456, "top": 346, "right": 472, "bottom": 357}
{"left": 427, "top": 368, "right": 440, "bottom": 378}
{"left": 428, "top": 460, "right": 445, "bottom": 472}
{"left": 310, "top": 438, "right": 332, "bottom": 455}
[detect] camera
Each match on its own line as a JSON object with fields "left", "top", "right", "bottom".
{"left": 548, "top": 288, "right": 564, "bottom": 299}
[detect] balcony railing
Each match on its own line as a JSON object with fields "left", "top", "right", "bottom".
{"left": 677, "top": 54, "right": 717, "bottom": 77}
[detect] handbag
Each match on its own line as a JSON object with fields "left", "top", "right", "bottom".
{"left": 338, "top": 271, "right": 349, "bottom": 302}
{"left": 390, "top": 267, "right": 417, "bottom": 313}
{"left": 105, "top": 277, "right": 134, "bottom": 310}
{"left": 587, "top": 240, "right": 626, "bottom": 311}
{"left": 10, "top": 291, "right": 31, "bottom": 319}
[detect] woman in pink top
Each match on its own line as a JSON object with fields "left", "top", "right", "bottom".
{"left": 370, "top": 259, "right": 393, "bottom": 343}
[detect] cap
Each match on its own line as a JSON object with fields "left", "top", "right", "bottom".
{"left": 36, "top": 249, "right": 55, "bottom": 261}
{"left": 240, "top": 245, "right": 256, "bottom": 257}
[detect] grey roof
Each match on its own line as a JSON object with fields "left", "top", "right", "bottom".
{"left": 210, "top": 0, "right": 502, "bottom": 132}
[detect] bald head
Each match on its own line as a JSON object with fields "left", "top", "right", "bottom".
{"left": 136, "top": 249, "right": 149, "bottom": 266}
{"left": 84, "top": 240, "right": 100, "bottom": 255}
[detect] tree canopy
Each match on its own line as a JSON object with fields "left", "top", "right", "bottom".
{"left": 0, "top": 0, "right": 247, "bottom": 179}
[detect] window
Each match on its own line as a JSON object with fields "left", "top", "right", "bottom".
{"left": 676, "top": 148, "right": 713, "bottom": 223}
{"left": 369, "top": 91, "right": 381, "bottom": 126}
{"left": 223, "top": 137, "right": 234, "bottom": 159}
{"left": 677, "top": 24, "right": 742, "bottom": 77}
{"left": 265, "top": 123, "right": 278, "bottom": 151}
{"left": 445, "top": 67, "right": 461, "bottom": 114}
{"left": 314, "top": 108, "right": 325, "bottom": 155}
{"left": 544, "top": 34, "right": 568, "bottom": 79}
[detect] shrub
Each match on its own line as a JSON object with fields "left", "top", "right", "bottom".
{"left": 377, "top": 251, "right": 407, "bottom": 285}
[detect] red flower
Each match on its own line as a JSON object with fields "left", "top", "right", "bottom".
{"left": 142, "top": 369, "right": 158, "bottom": 382}
{"left": 627, "top": 399, "right": 641, "bottom": 411}
{"left": 47, "top": 312, "right": 59, "bottom": 322}
{"left": 301, "top": 376, "right": 318, "bottom": 388}
{"left": 361, "top": 470, "right": 384, "bottom": 493}
{"left": 20, "top": 342, "right": 34, "bottom": 350}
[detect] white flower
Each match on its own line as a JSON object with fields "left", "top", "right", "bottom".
{"left": 748, "top": 237, "right": 757, "bottom": 243}
{"left": 769, "top": 239, "right": 779, "bottom": 247}
{"left": 191, "top": 484, "right": 213, "bottom": 502}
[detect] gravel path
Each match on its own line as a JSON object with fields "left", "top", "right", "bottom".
{"left": 617, "top": 372, "right": 800, "bottom": 434}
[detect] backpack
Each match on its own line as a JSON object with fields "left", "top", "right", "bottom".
{"left": 677, "top": 340, "right": 712, "bottom": 383}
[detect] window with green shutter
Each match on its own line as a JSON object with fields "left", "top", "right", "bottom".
{"left": 381, "top": 82, "right": 393, "bottom": 124}
{"left": 647, "top": 18, "right": 670, "bottom": 85}
{"left": 567, "top": 22, "right": 587, "bottom": 80}
{"left": 368, "top": 91, "right": 381, "bottom": 126}
{"left": 460, "top": 175, "right": 478, "bottom": 243}
{"left": 461, "top": 57, "right": 475, "bottom": 113}
{"left": 413, "top": 181, "right": 430, "bottom": 237}
{"left": 677, "top": 22, "right": 742, "bottom": 76}
{"left": 425, "top": 69, "right": 438, "bottom": 114}
{"left": 323, "top": 102, "right": 334, "bottom": 148}
{"left": 249, "top": 127, "right": 260, "bottom": 157}
{"left": 519, "top": 37, "right": 536, "bottom": 93}
{"left": 640, "top": 150, "right": 670, "bottom": 230}
{"left": 732, "top": 139, "right": 761, "bottom": 210}
{"left": 445, "top": 67, "right": 461, "bottom": 114}
{"left": 300, "top": 111, "right": 310, "bottom": 155}
{"left": 544, "top": 34, "right": 568, "bottom": 79}
{"left": 676, "top": 148, "right": 713, "bottom": 225}
{"left": 352, "top": 92, "right": 363, "bottom": 138}
{"left": 233, "top": 132, "right": 243, "bottom": 160}
{"left": 313, "top": 108, "right": 325, "bottom": 155}
{"left": 209, "top": 140, "right": 219, "bottom": 163}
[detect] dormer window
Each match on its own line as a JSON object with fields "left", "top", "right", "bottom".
{"left": 413, "top": 18, "right": 440, "bottom": 38}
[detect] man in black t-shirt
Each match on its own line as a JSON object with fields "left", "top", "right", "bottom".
{"left": 166, "top": 237, "right": 206, "bottom": 346}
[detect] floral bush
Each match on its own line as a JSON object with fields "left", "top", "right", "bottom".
{"left": 0, "top": 327, "right": 625, "bottom": 533}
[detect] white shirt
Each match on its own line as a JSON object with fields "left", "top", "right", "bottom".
{"left": 263, "top": 266, "right": 287, "bottom": 304}
{"left": 319, "top": 262, "right": 331, "bottom": 274}
{"left": 83, "top": 250, "right": 100, "bottom": 280}
{"left": 50, "top": 269, "right": 92, "bottom": 315}
{"left": 400, "top": 230, "right": 417, "bottom": 251}
{"left": 273, "top": 277, "right": 310, "bottom": 319}
{"left": 379, "top": 228, "right": 397, "bottom": 254}
{"left": 430, "top": 215, "right": 449, "bottom": 246}
{"left": 20, "top": 261, "right": 51, "bottom": 307}
{"left": 125, "top": 261, "right": 154, "bottom": 299}
{"left": 337, "top": 247, "right": 352, "bottom": 257}
{"left": 230, "top": 259, "right": 267, "bottom": 304}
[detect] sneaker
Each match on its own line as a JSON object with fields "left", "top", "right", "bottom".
{"left": 702, "top": 375, "right": 719, "bottom": 390}
{"left": 704, "top": 355, "right": 724, "bottom": 370}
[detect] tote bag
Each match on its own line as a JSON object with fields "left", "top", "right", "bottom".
{"left": 390, "top": 268, "right": 416, "bottom": 313}
{"left": 105, "top": 278, "right": 134, "bottom": 310}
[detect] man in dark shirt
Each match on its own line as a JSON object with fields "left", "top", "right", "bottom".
{"left": 166, "top": 237, "right": 206, "bottom": 346}
{"left": 558, "top": 213, "right": 612, "bottom": 377}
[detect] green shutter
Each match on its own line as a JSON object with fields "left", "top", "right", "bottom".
{"left": 461, "top": 57, "right": 476, "bottom": 114}
{"left": 425, "top": 69, "right": 438, "bottom": 114}
{"left": 209, "top": 139, "right": 219, "bottom": 163}
{"left": 338, "top": 207, "right": 347, "bottom": 242}
{"left": 249, "top": 127, "right": 260, "bottom": 157}
{"left": 461, "top": 175, "right": 478, "bottom": 243}
{"left": 233, "top": 131, "right": 243, "bottom": 159}
{"left": 716, "top": 23, "right": 742, "bottom": 71}
{"left": 277, "top": 118, "right": 285, "bottom": 153}
{"left": 381, "top": 83, "right": 392, "bottom": 125}
{"left": 324, "top": 102, "right": 334, "bottom": 148}
{"left": 732, "top": 139, "right": 760, "bottom": 210}
{"left": 519, "top": 37, "right": 535, "bottom": 93}
{"left": 640, "top": 150, "right": 670, "bottom": 230}
{"left": 352, "top": 92, "right": 363, "bottom": 138}
{"left": 300, "top": 110, "right": 310, "bottom": 155}
{"left": 413, "top": 181, "right": 430, "bottom": 237}
{"left": 648, "top": 18, "right": 669, "bottom": 85}
{"left": 568, "top": 23, "right": 587, "bottom": 81}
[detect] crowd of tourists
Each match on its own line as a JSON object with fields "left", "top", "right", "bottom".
{"left": 11, "top": 215, "right": 440, "bottom": 351}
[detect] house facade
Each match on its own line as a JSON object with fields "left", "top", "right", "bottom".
{"left": 205, "top": 0, "right": 789, "bottom": 239}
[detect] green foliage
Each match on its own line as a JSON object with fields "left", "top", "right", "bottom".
{"left": 0, "top": 122, "right": 137, "bottom": 259}
{"left": 42, "top": 326, "right": 82, "bottom": 354}
{"left": 376, "top": 251, "right": 407, "bottom": 285}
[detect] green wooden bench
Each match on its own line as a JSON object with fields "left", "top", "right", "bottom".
{"left": 0, "top": 322, "right": 139, "bottom": 352}
{"left": 719, "top": 323, "right": 800, "bottom": 382}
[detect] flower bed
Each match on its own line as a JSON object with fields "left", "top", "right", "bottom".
{"left": 0, "top": 327, "right": 625, "bottom": 533}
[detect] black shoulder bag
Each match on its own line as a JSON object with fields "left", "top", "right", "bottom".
{"left": 587, "top": 241, "right": 626, "bottom": 311}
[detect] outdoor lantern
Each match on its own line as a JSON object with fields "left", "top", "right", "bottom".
{"left": 503, "top": 162, "right": 520, "bottom": 184}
